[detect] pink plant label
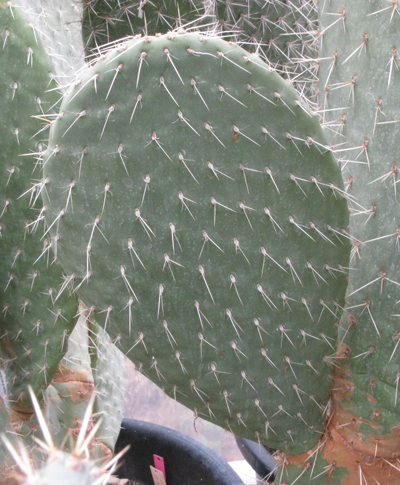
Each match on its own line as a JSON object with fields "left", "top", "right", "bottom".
{"left": 154, "top": 455, "right": 166, "bottom": 480}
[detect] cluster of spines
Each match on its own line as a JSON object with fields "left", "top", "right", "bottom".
{"left": 81, "top": 0, "right": 320, "bottom": 101}
{"left": 2, "top": 385, "right": 128, "bottom": 485}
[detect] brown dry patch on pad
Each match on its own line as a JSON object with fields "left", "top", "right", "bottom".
{"left": 53, "top": 362, "right": 94, "bottom": 403}
{"left": 283, "top": 358, "right": 400, "bottom": 484}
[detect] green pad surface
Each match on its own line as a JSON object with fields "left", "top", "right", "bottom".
{"left": 43, "top": 32, "right": 349, "bottom": 453}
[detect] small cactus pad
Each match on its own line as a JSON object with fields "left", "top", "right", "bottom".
{"left": 43, "top": 31, "right": 349, "bottom": 453}
{"left": 44, "top": 312, "right": 95, "bottom": 450}
{"left": 45, "top": 307, "right": 124, "bottom": 456}
{"left": 0, "top": 5, "right": 78, "bottom": 410}
{"left": 90, "top": 320, "right": 126, "bottom": 452}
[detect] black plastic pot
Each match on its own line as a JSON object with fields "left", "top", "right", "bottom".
{"left": 115, "top": 419, "right": 245, "bottom": 485}
{"left": 235, "top": 436, "right": 277, "bottom": 483}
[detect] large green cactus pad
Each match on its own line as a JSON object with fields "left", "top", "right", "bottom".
{"left": 0, "top": 5, "right": 78, "bottom": 410}
{"left": 319, "top": 0, "right": 400, "bottom": 442}
{"left": 43, "top": 31, "right": 349, "bottom": 454}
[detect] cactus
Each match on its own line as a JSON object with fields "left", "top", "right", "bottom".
{"left": 2, "top": 386, "right": 127, "bottom": 485}
{"left": 1, "top": 308, "right": 125, "bottom": 481}
{"left": 0, "top": 5, "right": 125, "bottom": 482}
{"left": 0, "top": 2, "right": 78, "bottom": 413}
{"left": 44, "top": 306, "right": 125, "bottom": 457}
{"left": 4, "top": 1, "right": 400, "bottom": 484}
{"left": 319, "top": 1, "right": 400, "bottom": 482}
{"left": 18, "top": 0, "right": 86, "bottom": 81}
{"left": 44, "top": 312, "right": 96, "bottom": 450}
{"left": 90, "top": 317, "right": 126, "bottom": 453}
{"left": 82, "top": 0, "right": 199, "bottom": 49}
{"left": 272, "top": 1, "right": 400, "bottom": 483}
{"left": 41, "top": 30, "right": 349, "bottom": 455}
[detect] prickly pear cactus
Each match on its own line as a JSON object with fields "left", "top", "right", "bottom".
{"left": 279, "top": 1, "right": 400, "bottom": 483}
{"left": 199, "top": 0, "right": 319, "bottom": 87}
{"left": 0, "top": 307, "right": 124, "bottom": 482}
{"left": 45, "top": 307, "right": 125, "bottom": 458}
{"left": 44, "top": 311, "right": 96, "bottom": 449}
{"left": 0, "top": 4, "right": 78, "bottom": 414}
{"left": 42, "top": 31, "right": 349, "bottom": 454}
